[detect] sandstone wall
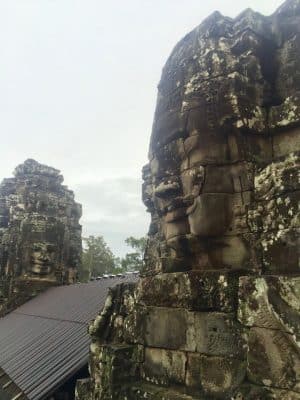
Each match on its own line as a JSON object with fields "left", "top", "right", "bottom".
{"left": 76, "top": 1, "right": 300, "bottom": 399}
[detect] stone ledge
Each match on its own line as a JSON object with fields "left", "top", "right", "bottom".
{"left": 144, "top": 308, "right": 245, "bottom": 356}
{"left": 137, "top": 270, "right": 240, "bottom": 312}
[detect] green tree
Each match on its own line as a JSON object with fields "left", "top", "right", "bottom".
{"left": 79, "top": 235, "right": 116, "bottom": 281}
{"left": 78, "top": 235, "right": 148, "bottom": 281}
{"left": 121, "top": 236, "right": 147, "bottom": 272}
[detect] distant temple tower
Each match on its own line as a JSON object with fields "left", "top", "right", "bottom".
{"left": 0, "top": 159, "right": 82, "bottom": 314}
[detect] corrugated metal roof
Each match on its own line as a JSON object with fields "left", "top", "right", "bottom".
{"left": 0, "top": 275, "right": 138, "bottom": 400}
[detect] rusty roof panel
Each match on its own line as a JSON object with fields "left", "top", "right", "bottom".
{"left": 0, "top": 275, "right": 138, "bottom": 400}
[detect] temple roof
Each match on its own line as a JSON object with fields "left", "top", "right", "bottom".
{"left": 0, "top": 274, "right": 138, "bottom": 400}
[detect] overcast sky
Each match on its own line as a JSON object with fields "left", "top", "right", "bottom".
{"left": 0, "top": 0, "right": 283, "bottom": 255}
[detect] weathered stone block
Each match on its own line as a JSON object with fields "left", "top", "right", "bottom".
{"left": 90, "top": 344, "right": 144, "bottom": 399}
{"left": 136, "top": 271, "right": 239, "bottom": 312}
{"left": 144, "top": 307, "right": 245, "bottom": 357}
{"left": 123, "top": 305, "right": 147, "bottom": 345}
{"left": 127, "top": 382, "right": 165, "bottom": 399}
{"left": 262, "top": 228, "right": 300, "bottom": 274}
{"left": 269, "top": 95, "right": 300, "bottom": 131}
{"left": 276, "top": 32, "right": 300, "bottom": 98}
{"left": 150, "top": 139, "right": 185, "bottom": 179}
{"left": 186, "top": 353, "right": 246, "bottom": 398}
{"left": 142, "top": 348, "right": 187, "bottom": 386}
{"left": 184, "top": 72, "right": 266, "bottom": 136}
{"left": 187, "top": 193, "right": 233, "bottom": 237}
{"left": 238, "top": 275, "right": 300, "bottom": 341}
{"left": 247, "top": 327, "right": 300, "bottom": 392}
{"left": 249, "top": 193, "right": 298, "bottom": 236}
{"left": 244, "top": 133, "right": 273, "bottom": 164}
{"left": 161, "top": 217, "right": 189, "bottom": 241}
{"left": 128, "top": 382, "right": 204, "bottom": 400}
{"left": 165, "top": 233, "right": 261, "bottom": 271}
{"left": 253, "top": 154, "right": 299, "bottom": 201}
{"left": 273, "top": 128, "right": 300, "bottom": 159}
{"left": 188, "top": 234, "right": 260, "bottom": 271}
{"left": 89, "top": 282, "right": 139, "bottom": 344}
{"left": 203, "top": 162, "right": 254, "bottom": 194}
{"left": 75, "top": 379, "right": 93, "bottom": 400}
{"left": 144, "top": 307, "right": 188, "bottom": 350}
{"left": 159, "top": 256, "right": 190, "bottom": 274}
{"left": 183, "top": 132, "right": 229, "bottom": 166}
{"left": 155, "top": 389, "right": 202, "bottom": 400}
{"left": 232, "top": 383, "right": 300, "bottom": 400}
{"left": 151, "top": 110, "right": 188, "bottom": 150}
{"left": 189, "top": 312, "right": 245, "bottom": 357}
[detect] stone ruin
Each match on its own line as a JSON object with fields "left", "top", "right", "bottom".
{"left": 76, "top": 1, "right": 300, "bottom": 399}
{"left": 0, "top": 159, "right": 82, "bottom": 314}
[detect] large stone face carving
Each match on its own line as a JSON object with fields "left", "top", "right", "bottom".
{"left": 0, "top": 159, "right": 82, "bottom": 313}
{"left": 76, "top": 1, "right": 300, "bottom": 399}
{"left": 142, "top": 0, "right": 300, "bottom": 274}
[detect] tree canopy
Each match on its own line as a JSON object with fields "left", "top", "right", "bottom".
{"left": 78, "top": 235, "right": 147, "bottom": 282}
{"left": 121, "top": 236, "right": 147, "bottom": 272}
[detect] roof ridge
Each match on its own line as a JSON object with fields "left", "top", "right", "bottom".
{"left": 12, "top": 311, "right": 87, "bottom": 326}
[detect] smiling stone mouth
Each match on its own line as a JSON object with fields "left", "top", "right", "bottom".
{"left": 32, "top": 260, "right": 53, "bottom": 266}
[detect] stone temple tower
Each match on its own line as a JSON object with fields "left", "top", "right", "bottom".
{"left": 76, "top": 1, "right": 300, "bottom": 399}
{"left": 0, "top": 159, "right": 82, "bottom": 314}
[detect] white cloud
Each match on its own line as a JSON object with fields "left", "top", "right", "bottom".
{"left": 73, "top": 177, "right": 149, "bottom": 256}
{"left": 0, "top": 0, "right": 282, "bottom": 256}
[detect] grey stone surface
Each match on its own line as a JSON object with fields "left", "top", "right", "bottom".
{"left": 0, "top": 159, "right": 82, "bottom": 314}
{"left": 76, "top": 2, "right": 300, "bottom": 399}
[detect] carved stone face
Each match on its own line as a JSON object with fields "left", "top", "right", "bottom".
{"left": 144, "top": 137, "right": 255, "bottom": 272}
{"left": 143, "top": 8, "right": 300, "bottom": 274}
{"left": 30, "top": 242, "right": 56, "bottom": 275}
